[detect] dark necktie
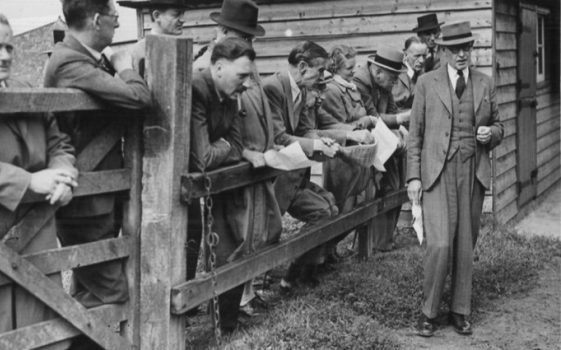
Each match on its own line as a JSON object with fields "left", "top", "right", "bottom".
{"left": 455, "top": 70, "right": 466, "bottom": 99}
{"left": 99, "top": 53, "right": 116, "bottom": 75}
{"left": 411, "top": 71, "right": 418, "bottom": 84}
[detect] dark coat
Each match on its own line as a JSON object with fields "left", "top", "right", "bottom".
{"left": 406, "top": 65, "right": 504, "bottom": 190}
{"left": 43, "top": 34, "right": 151, "bottom": 217}
{"left": 392, "top": 71, "right": 416, "bottom": 110}
{"left": 0, "top": 79, "right": 77, "bottom": 333}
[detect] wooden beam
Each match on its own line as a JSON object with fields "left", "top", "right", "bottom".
{"left": 0, "top": 237, "right": 131, "bottom": 287}
{"left": 0, "top": 304, "right": 127, "bottom": 350}
{"left": 182, "top": 162, "right": 288, "bottom": 202}
{"left": 140, "top": 35, "right": 192, "bottom": 350}
{"left": 76, "top": 123, "right": 124, "bottom": 171}
{"left": 0, "top": 242, "right": 131, "bottom": 349}
{"left": 170, "top": 189, "right": 408, "bottom": 314}
{"left": 0, "top": 88, "right": 104, "bottom": 114}
{"left": 2, "top": 204, "right": 55, "bottom": 253}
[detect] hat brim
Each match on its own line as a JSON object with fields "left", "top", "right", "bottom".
{"left": 435, "top": 33, "right": 478, "bottom": 46}
{"left": 367, "top": 58, "right": 406, "bottom": 73}
{"left": 210, "top": 12, "right": 266, "bottom": 37}
{"left": 117, "top": 1, "right": 193, "bottom": 9}
{"left": 412, "top": 21, "right": 445, "bottom": 33}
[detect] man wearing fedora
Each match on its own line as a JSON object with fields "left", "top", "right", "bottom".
{"left": 407, "top": 21, "right": 503, "bottom": 337}
{"left": 119, "top": 0, "right": 191, "bottom": 77}
{"left": 413, "top": 13, "right": 444, "bottom": 72}
{"left": 193, "top": 0, "right": 266, "bottom": 70}
{"left": 353, "top": 47, "right": 409, "bottom": 253}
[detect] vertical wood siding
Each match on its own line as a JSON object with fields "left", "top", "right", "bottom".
{"left": 493, "top": 0, "right": 519, "bottom": 223}
{"left": 535, "top": 86, "right": 561, "bottom": 196}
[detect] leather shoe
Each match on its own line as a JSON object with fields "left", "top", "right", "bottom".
{"left": 449, "top": 312, "right": 472, "bottom": 335}
{"left": 416, "top": 314, "right": 437, "bottom": 337}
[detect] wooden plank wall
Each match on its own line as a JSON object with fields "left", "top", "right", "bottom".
{"left": 493, "top": 0, "right": 519, "bottom": 223}
{"left": 535, "top": 86, "right": 560, "bottom": 197}
{"left": 140, "top": 0, "right": 493, "bottom": 76}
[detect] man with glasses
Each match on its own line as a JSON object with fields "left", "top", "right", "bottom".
{"left": 393, "top": 36, "right": 427, "bottom": 110}
{"left": 44, "top": 0, "right": 150, "bottom": 330}
{"left": 353, "top": 47, "right": 409, "bottom": 254}
{"left": 413, "top": 13, "right": 443, "bottom": 72}
{"left": 119, "top": 0, "right": 192, "bottom": 77}
{"left": 407, "top": 21, "right": 503, "bottom": 337}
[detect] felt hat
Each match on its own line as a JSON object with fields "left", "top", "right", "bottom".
{"left": 367, "top": 47, "right": 405, "bottom": 73}
{"left": 118, "top": 0, "right": 193, "bottom": 9}
{"left": 435, "top": 21, "right": 479, "bottom": 46}
{"left": 210, "top": 0, "right": 265, "bottom": 37}
{"left": 412, "top": 13, "right": 444, "bottom": 33}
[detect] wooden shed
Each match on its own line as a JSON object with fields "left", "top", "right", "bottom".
{"left": 130, "top": 0, "right": 560, "bottom": 224}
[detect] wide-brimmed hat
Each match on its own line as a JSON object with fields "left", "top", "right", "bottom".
{"left": 118, "top": 0, "right": 192, "bottom": 9}
{"left": 210, "top": 0, "right": 265, "bottom": 37}
{"left": 367, "top": 47, "right": 405, "bottom": 73}
{"left": 435, "top": 21, "right": 479, "bottom": 46}
{"left": 412, "top": 13, "right": 444, "bottom": 33}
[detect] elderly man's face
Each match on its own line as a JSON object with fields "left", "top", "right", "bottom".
{"left": 442, "top": 42, "right": 473, "bottom": 71}
{"left": 371, "top": 65, "right": 399, "bottom": 92}
{"left": 154, "top": 8, "right": 185, "bottom": 35}
{"left": 215, "top": 55, "right": 253, "bottom": 99}
{"left": 404, "top": 42, "right": 427, "bottom": 72}
{"left": 0, "top": 23, "right": 14, "bottom": 82}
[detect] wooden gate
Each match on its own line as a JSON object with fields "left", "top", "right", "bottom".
{"left": 516, "top": 3, "right": 539, "bottom": 206}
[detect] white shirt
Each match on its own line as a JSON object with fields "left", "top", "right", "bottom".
{"left": 447, "top": 64, "right": 469, "bottom": 90}
{"left": 405, "top": 61, "right": 415, "bottom": 80}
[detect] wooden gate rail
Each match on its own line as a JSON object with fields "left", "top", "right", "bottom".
{"left": 0, "top": 88, "right": 141, "bottom": 349}
{"left": 172, "top": 188, "right": 407, "bottom": 314}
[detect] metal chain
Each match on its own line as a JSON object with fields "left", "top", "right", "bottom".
{"left": 202, "top": 172, "right": 222, "bottom": 344}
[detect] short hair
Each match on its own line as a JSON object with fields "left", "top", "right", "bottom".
{"left": 328, "top": 44, "right": 357, "bottom": 73}
{"left": 404, "top": 36, "right": 422, "bottom": 51}
{"left": 0, "top": 13, "right": 10, "bottom": 27}
{"left": 288, "top": 41, "right": 328, "bottom": 67}
{"left": 63, "top": 0, "right": 111, "bottom": 30}
{"left": 210, "top": 37, "right": 256, "bottom": 64}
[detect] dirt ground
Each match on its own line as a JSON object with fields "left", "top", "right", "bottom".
{"left": 397, "top": 183, "right": 561, "bottom": 350}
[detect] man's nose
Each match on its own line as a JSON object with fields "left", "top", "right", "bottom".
{"left": 0, "top": 48, "right": 10, "bottom": 61}
{"left": 242, "top": 77, "right": 251, "bottom": 89}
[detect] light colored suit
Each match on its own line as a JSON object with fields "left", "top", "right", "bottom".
{"left": 407, "top": 64, "right": 503, "bottom": 318}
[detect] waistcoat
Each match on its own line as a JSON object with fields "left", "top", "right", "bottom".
{"left": 447, "top": 77, "right": 476, "bottom": 162}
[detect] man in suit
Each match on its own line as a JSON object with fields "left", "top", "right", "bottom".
{"left": 263, "top": 41, "right": 341, "bottom": 292}
{"left": 393, "top": 36, "right": 427, "bottom": 110}
{"left": 353, "top": 47, "right": 409, "bottom": 253}
{"left": 414, "top": 13, "right": 443, "bottom": 72}
{"left": 44, "top": 0, "right": 151, "bottom": 315}
{"left": 119, "top": 0, "right": 191, "bottom": 77}
{"left": 407, "top": 21, "right": 503, "bottom": 337}
{"left": 0, "top": 14, "right": 77, "bottom": 349}
{"left": 190, "top": 37, "right": 255, "bottom": 333}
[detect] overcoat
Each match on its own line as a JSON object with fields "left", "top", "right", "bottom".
{"left": 392, "top": 71, "right": 415, "bottom": 110}
{"left": 0, "top": 79, "right": 77, "bottom": 339}
{"left": 406, "top": 65, "right": 503, "bottom": 191}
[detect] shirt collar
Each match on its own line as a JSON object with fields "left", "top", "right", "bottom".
{"left": 287, "top": 70, "right": 301, "bottom": 103}
{"left": 75, "top": 36, "right": 103, "bottom": 61}
{"left": 447, "top": 64, "right": 469, "bottom": 83}
{"left": 405, "top": 62, "right": 415, "bottom": 79}
{"left": 0, "top": 80, "right": 6, "bottom": 88}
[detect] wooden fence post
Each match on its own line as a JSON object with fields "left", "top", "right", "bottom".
{"left": 139, "top": 34, "right": 192, "bottom": 350}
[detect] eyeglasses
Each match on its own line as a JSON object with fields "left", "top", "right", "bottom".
{"left": 100, "top": 12, "right": 119, "bottom": 23}
{"left": 447, "top": 44, "right": 473, "bottom": 54}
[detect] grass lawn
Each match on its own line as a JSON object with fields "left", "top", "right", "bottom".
{"left": 186, "top": 217, "right": 561, "bottom": 349}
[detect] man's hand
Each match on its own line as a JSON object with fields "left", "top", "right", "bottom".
{"left": 46, "top": 183, "right": 73, "bottom": 206}
{"left": 29, "top": 169, "right": 77, "bottom": 196}
{"left": 108, "top": 50, "right": 133, "bottom": 73}
{"left": 355, "top": 115, "right": 377, "bottom": 130}
{"left": 347, "top": 129, "right": 376, "bottom": 144}
{"left": 313, "top": 139, "right": 340, "bottom": 159}
{"left": 476, "top": 126, "right": 492, "bottom": 144}
{"left": 396, "top": 110, "right": 411, "bottom": 126}
{"left": 242, "top": 149, "right": 266, "bottom": 168}
{"left": 407, "top": 179, "right": 422, "bottom": 204}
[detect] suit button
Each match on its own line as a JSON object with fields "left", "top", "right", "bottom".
{"left": 445, "top": 132, "right": 449, "bottom": 137}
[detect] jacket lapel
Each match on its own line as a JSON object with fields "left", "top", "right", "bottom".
{"left": 64, "top": 35, "right": 110, "bottom": 73}
{"left": 279, "top": 72, "right": 296, "bottom": 132}
{"left": 434, "top": 65, "right": 452, "bottom": 115}
{"left": 2, "top": 80, "right": 27, "bottom": 139}
{"left": 471, "top": 69, "right": 485, "bottom": 118}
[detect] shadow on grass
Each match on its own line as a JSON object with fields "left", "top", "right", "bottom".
{"left": 186, "top": 223, "right": 561, "bottom": 349}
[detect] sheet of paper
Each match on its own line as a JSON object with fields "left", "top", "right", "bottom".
{"left": 411, "top": 202, "right": 423, "bottom": 245}
{"left": 371, "top": 119, "right": 399, "bottom": 172}
{"left": 264, "top": 142, "right": 313, "bottom": 171}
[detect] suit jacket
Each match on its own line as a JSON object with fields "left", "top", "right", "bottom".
{"left": 43, "top": 34, "right": 151, "bottom": 217}
{"left": 406, "top": 65, "right": 503, "bottom": 190}
{"left": 263, "top": 71, "right": 346, "bottom": 157}
{"left": 190, "top": 68, "right": 243, "bottom": 172}
{"left": 353, "top": 64, "right": 400, "bottom": 128}
{"left": 392, "top": 71, "right": 415, "bottom": 110}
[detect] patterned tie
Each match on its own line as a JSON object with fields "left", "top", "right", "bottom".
{"left": 99, "top": 53, "right": 116, "bottom": 75}
{"left": 455, "top": 70, "right": 466, "bottom": 99}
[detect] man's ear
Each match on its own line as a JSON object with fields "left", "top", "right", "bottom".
{"left": 152, "top": 10, "right": 161, "bottom": 22}
{"left": 93, "top": 13, "right": 102, "bottom": 30}
{"left": 297, "top": 61, "right": 308, "bottom": 75}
